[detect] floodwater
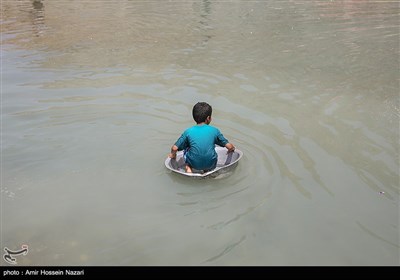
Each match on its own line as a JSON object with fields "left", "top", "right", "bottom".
{"left": 1, "top": 0, "right": 399, "bottom": 266}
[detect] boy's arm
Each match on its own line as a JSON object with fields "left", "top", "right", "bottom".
{"left": 225, "top": 143, "right": 235, "bottom": 153}
{"left": 169, "top": 145, "right": 179, "bottom": 158}
{"left": 170, "top": 130, "right": 188, "bottom": 158}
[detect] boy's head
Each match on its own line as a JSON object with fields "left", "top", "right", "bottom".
{"left": 192, "top": 102, "right": 212, "bottom": 124}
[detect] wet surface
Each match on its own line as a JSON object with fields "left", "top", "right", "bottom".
{"left": 1, "top": 0, "right": 399, "bottom": 265}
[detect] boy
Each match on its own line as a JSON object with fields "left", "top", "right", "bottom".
{"left": 169, "top": 102, "right": 235, "bottom": 173}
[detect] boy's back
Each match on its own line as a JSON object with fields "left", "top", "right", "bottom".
{"left": 175, "top": 124, "right": 228, "bottom": 170}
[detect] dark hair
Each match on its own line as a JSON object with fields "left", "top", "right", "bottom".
{"left": 192, "top": 102, "right": 212, "bottom": 123}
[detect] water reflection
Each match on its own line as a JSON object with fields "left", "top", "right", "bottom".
{"left": 33, "top": 0, "right": 44, "bottom": 11}
{"left": 31, "top": 0, "right": 45, "bottom": 37}
{"left": 202, "top": 0, "right": 211, "bottom": 16}
{"left": 198, "top": 0, "right": 213, "bottom": 44}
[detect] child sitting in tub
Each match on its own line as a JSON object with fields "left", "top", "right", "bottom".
{"left": 169, "top": 102, "right": 235, "bottom": 173}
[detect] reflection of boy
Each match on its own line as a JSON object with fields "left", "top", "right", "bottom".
{"left": 169, "top": 102, "right": 235, "bottom": 173}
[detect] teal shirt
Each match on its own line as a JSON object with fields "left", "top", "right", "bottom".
{"left": 175, "top": 124, "right": 229, "bottom": 170}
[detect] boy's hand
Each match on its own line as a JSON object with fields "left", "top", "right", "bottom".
{"left": 169, "top": 145, "right": 178, "bottom": 159}
{"left": 226, "top": 143, "right": 235, "bottom": 153}
{"left": 168, "top": 153, "right": 176, "bottom": 159}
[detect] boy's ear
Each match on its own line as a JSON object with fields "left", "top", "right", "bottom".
{"left": 206, "top": 116, "right": 212, "bottom": 123}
